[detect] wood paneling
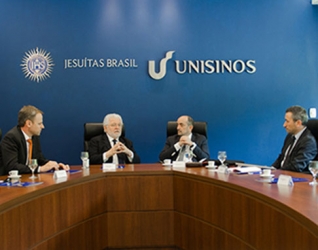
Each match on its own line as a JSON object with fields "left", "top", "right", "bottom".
{"left": 0, "top": 176, "right": 108, "bottom": 249}
{"left": 173, "top": 174, "right": 318, "bottom": 250}
{"left": 108, "top": 211, "right": 174, "bottom": 248}
{"left": 0, "top": 164, "right": 317, "bottom": 249}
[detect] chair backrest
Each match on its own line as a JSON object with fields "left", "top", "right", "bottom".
{"left": 167, "top": 121, "right": 207, "bottom": 138}
{"left": 306, "top": 119, "right": 318, "bottom": 160}
{"left": 84, "top": 123, "right": 125, "bottom": 151}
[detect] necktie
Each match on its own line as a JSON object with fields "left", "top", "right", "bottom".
{"left": 27, "top": 139, "right": 33, "bottom": 161}
{"left": 112, "top": 139, "right": 124, "bottom": 164}
{"left": 177, "top": 146, "right": 186, "bottom": 161}
{"left": 285, "top": 136, "right": 296, "bottom": 157}
{"left": 282, "top": 136, "right": 296, "bottom": 168}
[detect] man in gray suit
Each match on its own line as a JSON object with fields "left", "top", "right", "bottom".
{"left": 159, "top": 115, "right": 210, "bottom": 162}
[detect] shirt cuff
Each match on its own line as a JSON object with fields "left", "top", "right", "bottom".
{"left": 127, "top": 151, "right": 134, "bottom": 162}
{"left": 103, "top": 152, "right": 109, "bottom": 162}
{"left": 174, "top": 142, "right": 181, "bottom": 151}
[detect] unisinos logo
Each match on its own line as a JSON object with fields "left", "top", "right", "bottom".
{"left": 148, "top": 51, "right": 175, "bottom": 80}
{"left": 148, "top": 51, "right": 256, "bottom": 80}
{"left": 21, "top": 47, "right": 54, "bottom": 82}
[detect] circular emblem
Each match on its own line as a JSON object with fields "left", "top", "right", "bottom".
{"left": 21, "top": 47, "right": 54, "bottom": 82}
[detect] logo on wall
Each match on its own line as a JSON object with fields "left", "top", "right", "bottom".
{"left": 148, "top": 51, "right": 257, "bottom": 80}
{"left": 21, "top": 48, "right": 54, "bottom": 82}
{"left": 148, "top": 51, "right": 175, "bottom": 80}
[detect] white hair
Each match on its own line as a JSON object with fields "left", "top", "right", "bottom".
{"left": 103, "top": 113, "right": 123, "bottom": 125}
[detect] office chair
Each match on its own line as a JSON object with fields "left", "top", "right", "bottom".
{"left": 84, "top": 123, "right": 125, "bottom": 151}
{"left": 167, "top": 121, "right": 207, "bottom": 138}
{"left": 306, "top": 119, "right": 318, "bottom": 160}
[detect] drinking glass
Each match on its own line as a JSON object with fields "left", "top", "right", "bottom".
{"left": 28, "top": 159, "right": 38, "bottom": 179}
{"left": 81, "top": 151, "right": 89, "bottom": 161}
{"left": 80, "top": 151, "right": 89, "bottom": 168}
{"left": 308, "top": 161, "right": 318, "bottom": 186}
{"left": 218, "top": 151, "right": 227, "bottom": 166}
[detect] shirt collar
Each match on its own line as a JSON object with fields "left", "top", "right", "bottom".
{"left": 21, "top": 129, "right": 31, "bottom": 141}
{"left": 106, "top": 133, "right": 118, "bottom": 143}
{"left": 294, "top": 127, "right": 306, "bottom": 141}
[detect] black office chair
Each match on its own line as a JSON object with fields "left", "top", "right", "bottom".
{"left": 84, "top": 123, "right": 125, "bottom": 151}
{"left": 167, "top": 121, "right": 207, "bottom": 138}
{"left": 306, "top": 119, "right": 318, "bottom": 160}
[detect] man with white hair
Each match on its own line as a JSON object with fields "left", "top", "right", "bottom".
{"left": 89, "top": 113, "right": 140, "bottom": 164}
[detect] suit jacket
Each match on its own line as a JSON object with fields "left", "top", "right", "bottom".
{"left": 159, "top": 133, "right": 210, "bottom": 162}
{"left": 0, "top": 126, "right": 49, "bottom": 175}
{"left": 272, "top": 128, "right": 317, "bottom": 173}
{"left": 88, "top": 134, "right": 140, "bottom": 164}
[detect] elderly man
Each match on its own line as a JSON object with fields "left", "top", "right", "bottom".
{"left": 159, "top": 115, "right": 210, "bottom": 162}
{"left": 272, "top": 105, "right": 317, "bottom": 172}
{"left": 89, "top": 113, "right": 140, "bottom": 164}
{"left": 0, "top": 105, "right": 69, "bottom": 175}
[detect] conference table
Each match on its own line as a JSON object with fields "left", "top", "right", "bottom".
{"left": 0, "top": 164, "right": 317, "bottom": 250}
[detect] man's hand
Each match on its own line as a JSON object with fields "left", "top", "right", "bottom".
{"left": 179, "top": 136, "right": 194, "bottom": 147}
{"left": 40, "top": 161, "right": 60, "bottom": 172}
{"left": 106, "top": 142, "right": 133, "bottom": 158}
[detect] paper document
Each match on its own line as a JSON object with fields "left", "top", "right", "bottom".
{"left": 230, "top": 166, "right": 262, "bottom": 174}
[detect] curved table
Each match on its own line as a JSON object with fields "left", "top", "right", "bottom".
{"left": 0, "top": 164, "right": 317, "bottom": 249}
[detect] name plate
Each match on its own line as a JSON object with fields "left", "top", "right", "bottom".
{"left": 277, "top": 174, "right": 294, "bottom": 186}
{"left": 218, "top": 166, "right": 229, "bottom": 174}
{"left": 53, "top": 170, "right": 67, "bottom": 179}
{"left": 102, "top": 163, "right": 116, "bottom": 170}
{"left": 172, "top": 161, "right": 186, "bottom": 168}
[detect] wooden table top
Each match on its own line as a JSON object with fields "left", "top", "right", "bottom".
{"left": 0, "top": 164, "right": 317, "bottom": 229}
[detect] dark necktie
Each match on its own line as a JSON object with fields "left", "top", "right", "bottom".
{"left": 286, "top": 136, "right": 296, "bottom": 156}
{"left": 113, "top": 139, "right": 125, "bottom": 164}
{"left": 283, "top": 136, "right": 296, "bottom": 168}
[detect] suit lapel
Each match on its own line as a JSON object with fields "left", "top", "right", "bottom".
{"left": 16, "top": 127, "right": 28, "bottom": 163}
{"left": 101, "top": 134, "right": 112, "bottom": 152}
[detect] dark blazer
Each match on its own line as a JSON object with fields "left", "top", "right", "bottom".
{"left": 88, "top": 134, "right": 140, "bottom": 164}
{"left": 0, "top": 126, "right": 49, "bottom": 175}
{"left": 159, "top": 133, "right": 210, "bottom": 162}
{"left": 272, "top": 128, "right": 317, "bottom": 173}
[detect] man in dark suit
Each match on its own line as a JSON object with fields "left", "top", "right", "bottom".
{"left": 0, "top": 105, "right": 69, "bottom": 175}
{"left": 89, "top": 113, "right": 140, "bottom": 164}
{"left": 272, "top": 105, "right": 317, "bottom": 173}
{"left": 159, "top": 115, "right": 210, "bottom": 162}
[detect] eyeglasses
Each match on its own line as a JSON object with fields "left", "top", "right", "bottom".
{"left": 107, "top": 123, "right": 122, "bottom": 128}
